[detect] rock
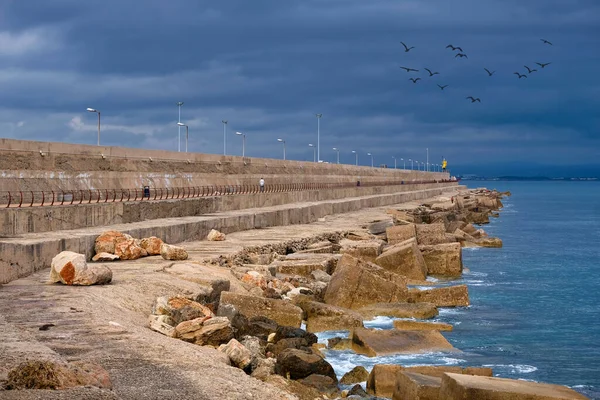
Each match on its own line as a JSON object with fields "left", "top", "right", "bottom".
{"left": 393, "top": 371, "right": 441, "bottom": 400}
{"left": 251, "top": 357, "right": 277, "bottom": 381}
{"left": 339, "top": 239, "right": 385, "bottom": 263}
{"left": 94, "top": 230, "right": 130, "bottom": 255}
{"left": 176, "top": 316, "right": 234, "bottom": 346}
{"left": 446, "top": 220, "right": 468, "bottom": 234}
{"left": 152, "top": 295, "right": 214, "bottom": 325}
{"left": 403, "top": 365, "right": 493, "bottom": 378}
{"left": 408, "top": 285, "right": 470, "bottom": 307}
{"left": 323, "top": 254, "right": 408, "bottom": 310}
{"left": 273, "top": 326, "right": 318, "bottom": 345}
{"left": 415, "top": 223, "right": 451, "bottom": 245}
{"left": 299, "top": 374, "right": 340, "bottom": 396}
{"left": 114, "top": 239, "right": 144, "bottom": 260}
{"left": 351, "top": 327, "right": 456, "bottom": 357}
{"left": 346, "top": 231, "right": 374, "bottom": 241}
{"left": 91, "top": 252, "right": 120, "bottom": 262}
{"left": 218, "top": 338, "right": 253, "bottom": 370}
{"left": 295, "top": 299, "right": 364, "bottom": 333}
{"left": 310, "top": 269, "right": 331, "bottom": 283}
{"left": 50, "top": 251, "right": 112, "bottom": 286}
{"left": 264, "top": 374, "right": 323, "bottom": 400}
{"left": 240, "top": 335, "right": 265, "bottom": 369}
{"left": 467, "top": 211, "right": 490, "bottom": 225}
{"left": 368, "top": 220, "right": 394, "bottom": 235}
{"left": 439, "top": 372, "right": 589, "bottom": 400}
{"left": 220, "top": 291, "right": 303, "bottom": 328}
{"left": 311, "top": 343, "right": 326, "bottom": 358}
{"left": 275, "top": 348, "right": 337, "bottom": 381}
{"left": 241, "top": 271, "right": 268, "bottom": 289}
{"left": 386, "top": 224, "right": 417, "bottom": 245}
{"left": 139, "top": 236, "right": 164, "bottom": 255}
{"left": 374, "top": 238, "right": 428, "bottom": 281}
{"left": 5, "top": 360, "right": 112, "bottom": 390}
{"left": 474, "top": 237, "right": 503, "bottom": 248}
{"left": 367, "top": 364, "right": 404, "bottom": 397}
{"left": 348, "top": 384, "right": 369, "bottom": 397}
{"left": 357, "top": 302, "right": 438, "bottom": 320}
{"left": 340, "top": 366, "right": 369, "bottom": 384}
{"left": 393, "top": 320, "right": 453, "bottom": 331}
{"left": 327, "top": 337, "right": 353, "bottom": 350}
{"left": 268, "top": 337, "right": 313, "bottom": 357}
{"left": 148, "top": 314, "right": 176, "bottom": 337}
{"left": 419, "top": 242, "right": 463, "bottom": 277}
{"left": 239, "top": 316, "right": 279, "bottom": 341}
{"left": 270, "top": 259, "right": 329, "bottom": 276}
{"left": 207, "top": 229, "right": 226, "bottom": 241}
{"left": 160, "top": 243, "right": 188, "bottom": 260}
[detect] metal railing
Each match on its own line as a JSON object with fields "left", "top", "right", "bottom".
{"left": 0, "top": 179, "right": 456, "bottom": 208}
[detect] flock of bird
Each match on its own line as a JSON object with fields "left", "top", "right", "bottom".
{"left": 398, "top": 39, "right": 554, "bottom": 103}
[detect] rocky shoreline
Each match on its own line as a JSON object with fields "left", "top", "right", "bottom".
{"left": 1, "top": 188, "right": 590, "bottom": 399}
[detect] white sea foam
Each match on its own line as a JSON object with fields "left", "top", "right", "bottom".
{"left": 483, "top": 364, "right": 538, "bottom": 374}
{"left": 364, "top": 316, "right": 396, "bottom": 329}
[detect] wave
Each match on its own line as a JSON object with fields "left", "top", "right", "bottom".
{"left": 483, "top": 364, "right": 538, "bottom": 374}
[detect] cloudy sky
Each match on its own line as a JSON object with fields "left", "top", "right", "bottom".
{"left": 1, "top": 1, "right": 599, "bottom": 176}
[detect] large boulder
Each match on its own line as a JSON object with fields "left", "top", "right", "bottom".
{"left": 368, "top": 220, "right": 394, "bottom": 235}
{"left": 94, "top": 230, "right": 130, "bottom": 255}
{"left": 340, "top": 366, "right": 369, "bottom": 384}
{"left": 393, "top": 320, "right": 453, "bottom": 331}
{"left": 114, "top": 239, "right": 144, "bottom": 260}
{"left": 403, "top": 365, "right": 493, "bottom": 378}
{"left": 50, "top": 251, "right": 112, "bottom": 286}
{"left": 152, "top": 295, "right": 214, "bottom": 325}
{"left": 274, "top": 348, "right": 337, "bottom": 381}
{"left": 473, "top": 237, "right": 503, "bottom": 248}
{"left": 393, "top": 371, "right": 441, "bottom": 400}
{"left": 218, "top": 338, "right": 253, "bottom": 370}
{"left": 175, "top": 316, "right": 234, "bottom": 346}
{"left": 439, "top": 372, "right": 589, "bottom": 400}
{"left": 295, "top": 299, "right": 364, "bottom": 333}
{"left": 323, "top": 254, "right": 408, "bottom": 310}
{"left": 140, "top": 236, "right": 164, "bottom": 255}
{"left": 415, "top": 223, "right": 450, "bottom": 245}
{"left": 375, "top": 238, "right": 428, "bottom": 281}
{"left": 386, "top": 224, "right": 417, "bottom": 245}
{"left": 148, "top": 315, "right": 176, "bottom": 337}
{"left": 408, "top": 285, "right": 470, "bottom": 307}
{"left": 351, "top": 328, "right": 456, "bottom": 357}
{"left": 160, "top": 243, "right": 189, "bottom": 260}
{"left": 220, "top": 292, "right": 303, "bottom": 328}
{"left": 367, "top": 364, "right": 404, "bottom": 398}
{"left": 298, "top": 374, "right": 339, "bottom": 397}
{"left": 270, "top": 259, "right": 329, "bottom": 277}
{"left": 339, "top": 239, "right": 385, "bottom": 263}
{"left": 419, "top": 242, "right": 463, "bottom": 277}
{"left": 358, "top": 302, "right": 438, "bottom": 320}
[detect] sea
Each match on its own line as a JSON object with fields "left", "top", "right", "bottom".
{"left": 317, "top": 181, "right": 600, "bottom": 399}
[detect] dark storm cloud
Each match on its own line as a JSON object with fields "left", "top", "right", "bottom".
{"left": 0, "top": 0, "right": 599, "bottom": 175}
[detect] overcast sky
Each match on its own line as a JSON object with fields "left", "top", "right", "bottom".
{"left": 1, "top": 1, "right": 599, "bottom": 175}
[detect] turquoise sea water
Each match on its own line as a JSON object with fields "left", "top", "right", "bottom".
{"left": 319, "top": 181, "right": 600, "bottom": 399}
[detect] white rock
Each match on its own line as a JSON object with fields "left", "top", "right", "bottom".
{"left": 92, "top": 252, "right": 120, "bottom": 262}
{"left": 50, "top": 251, "right": 112, "bottom": 286}
{"left": 148, "top": 315, "right": 175, "bottom": 337}
{"left": 218, "top": 338, "right": 252, "bottom": 370}
{"left": 160, "top": 244, "right": 189, "bottom": 260}
{"left": 207, "top": 229, "right": 226, "bottom": 241}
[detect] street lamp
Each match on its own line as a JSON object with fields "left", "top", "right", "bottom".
{"left": 176, "top": 101, "right": 184, "bottom": 152}
{"left": 277, "top": 138, "right": 286, "bottom": 160}
{"left": 333, "top": 147, "right": 340, "bottom": 164}
{"left": 177, "top": 122, "right": 189, "bottom": 152}
{"left": 426, "top": 147, "right": 429, "bottom": 172}
{"left": 367, "top": 152, "right": 373, "bottom": 168}
{"left": 401, "top": 158, "right": 405, "bottom": 169}
{"left": 86, "top": 108, "right": 101, "bottom": 146}
{"left": 409, "top": 158, "right": 413, "bottom": 170}
{"left": 315, "top": 113, "right": 322, "bottom": 162}
{"left": 222, "top": 120, "right": 227, "bottom": 155}
{"left": 415, "top": 160, "right": 419, "bottom": 171}
{"left": 308, "top": 144, "right": 316, "bottom": 162}
{"left": 351, "top": 150, "right": 358, "bottom": 166}
{"left": 236, "top": 131, "right": 246, "bottom": 157}
{"left": 392, "top": 156, "right": 397, "bottom": 169}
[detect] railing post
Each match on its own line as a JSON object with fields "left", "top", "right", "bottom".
{"left": 18, "top": 191, "right": 23, "bottom": 208}
{"left": 120, "top": 190, "right": 124, "bottom": 202}
{"left": 50, "top": 191, "right": 55, "bottom": 206}
{"left": 134, "top": 189, "right": 138, "bottom": 201}
{"left": 7, "top": 192, "right": 12, "bottom": 208}
{"left": 104, "top": 189, "right": 108, "bottom": 203}
{"left": 41, "top": 191, "right": 45, "bottom": 206}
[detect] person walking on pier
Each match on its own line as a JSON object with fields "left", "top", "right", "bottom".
{"left": 442, "top": 157, "right": 448, "bottom": 172}
{"left": 259, "top": 177, "right": 265, "bottom": 192}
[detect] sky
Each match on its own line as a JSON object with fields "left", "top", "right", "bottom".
{"left": 1, "top": 0, "right": 599, "bottom": 176}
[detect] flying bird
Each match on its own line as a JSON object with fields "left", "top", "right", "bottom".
{"left": 401, "top": 41, "right": 415, "bottom": 52}
{"left": 540, "top": 39, "right": 553, "bottom": 45}
{"left": 535, "top": 62, "right": 551, "bottom": 68}
{"left": 400, "top": 66, "right": 419, "bottom": 72}
{"left": 466, "top": 96, "right": 481, "bottom": 103}
{"left": 484, "top": 68, "right": 495, "bottom": 76}
{"left": 454, "top": 46, "right": 464, "bottom": 52}
{"left": 424, "top": 68, "right": 440, "bottom": 77}
{"left": 455, "top": 53, "right": 468, "bottom": 59}
{"left": 446, "top": 45, "right": 463, "bottom": 52}
{"left": 514, "top": 72, "right": 528, "bottom": 79}
{"left": 409, "top": 78, "right": 421, "bottom": 83}
{"left": 524, "top": 65, "right": 538, "bottom": 74}
{"left": 437, "top": 84, "right": 448, "bottom": 90}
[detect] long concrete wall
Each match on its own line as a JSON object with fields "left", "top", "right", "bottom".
{"left": 0, "top": 184, "right": 459, "bottom": 284}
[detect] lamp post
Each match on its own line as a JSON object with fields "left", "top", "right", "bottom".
{"left": 315, "top": 113, "right": 322, "bottom": 162}
{"left": 367, "top": 152, "right": 373, "bottom": 168}
{"left": 86, "top": 108, "right": 101, "bottom": 146}
{"left": 308, "top": 144, "right": 316, "bottom": 162}
{"left": 392, "top": 156, "right": 397, "bottom": 169}
{"left": 415, "top": 160, "right": 419, "bottom": 171}
{"left": 176, "top": 101, "right": 184, "bottom": 152}
{"left": 409, "top": 159, "right": 413, "bottom": 170}
{"left": 236, "top": 131, "right": 246, "bottom": 157}
{"left": 222, "top": 120, "right": 227, "bottom": 155}
{"left": 277, "top": 138, "right": 286, "bottom": 160}
{"left": 426, "top": 147, "right": 429, "bottom": 172}
{"left": 352, "top": 150, "right": 358, "bottom": 166}
{"left": 401, "top": 158, "right": 405, "bottom": 169}
{"left": 177, "top": 122, "right": 189, "bottom": 152}
{"left": 333, "top": 147, "right": 340, "bottom": 164}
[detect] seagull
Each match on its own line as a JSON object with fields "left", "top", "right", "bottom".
{"left": 535, "top": 62, "right": 551, "bottom": 68}
{"left": 454, "top": 46, "right": 464, "bottom": 52}
{"left": 437, "top": 84, "right": 448, "bottom": 90}
{"left": 514, "top": 72, "right": 527, "bottom": 79}
{"left": 466, "top": 96, "right": 481, "bottom": 103}
{"left": 540, "top": 39, "right": 553, "bottom": 45}
{"left": 401, "top": 41, "right": 415, "bottom": 52}
{"left": 484, "top": 68, "right": 495, "bottom": 76}
{"left": 446, "top": 44, "right": 457, "bottom": 50}
{"left": 400, "top": 66, "right": 419, "bottom": 72}
{"left": 524, "top": 65, "right": 538, "bottom": 74}
{"left": 424, "top": 68, "right": 440, "bottom": 77}
{"left": 455, "top": 53, "right": 468, "bottom": 59}
{"left": 409, "top": 78, "right": 421, "bottom": 83}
